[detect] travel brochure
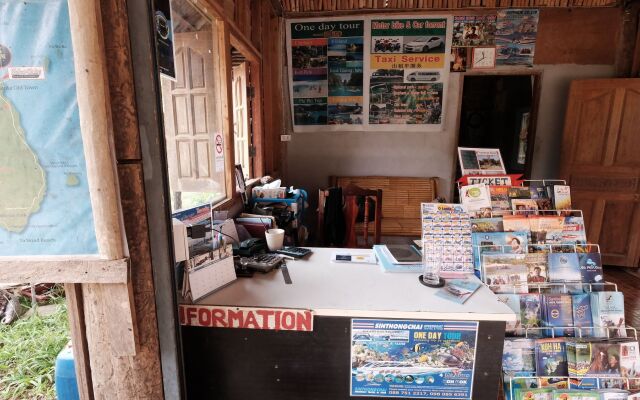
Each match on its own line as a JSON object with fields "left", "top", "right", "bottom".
{"left": 504, "top": 336, "right": 640, "bottom": 399}
{"left": 458, "top": 147, "right": 506, "bottom": 176}
{"left": 436, "top": 278, "right": 482, "bottom": 304}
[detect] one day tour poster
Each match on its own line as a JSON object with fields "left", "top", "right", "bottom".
{"left": 287, "top": 19, "right": 364, "bottom": 131}
{"left": 350, "top": 319, "right": 478, "bottom": 398}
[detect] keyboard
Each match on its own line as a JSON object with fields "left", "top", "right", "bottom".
{"left": 239, "top": 254, "right": 283, "bottom": 272}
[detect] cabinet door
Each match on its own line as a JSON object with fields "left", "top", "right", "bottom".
{"left": 560, "top": 79, "right": 640, "bottom": 267}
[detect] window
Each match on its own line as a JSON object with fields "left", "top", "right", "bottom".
{"left": 159, "top": 0, "right": 228, "bottom": 211}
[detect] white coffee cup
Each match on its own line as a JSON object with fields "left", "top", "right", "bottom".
{"left": 265, "top": 228, "right": 285, "bottom": 251}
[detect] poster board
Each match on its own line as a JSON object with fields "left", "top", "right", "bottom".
{"left": 286, "top": 18, "right": 366, "bottom": 132}
{"left": 0, "top": 0, "right": 131, "bottom": 289}
{"left": 0, "top": 0, "right": 100, "bottom": 258}
{"left": 286, "top": 15, "right": 453, "bottom": 133}
{"left": 367, "top": 16, "right": 451, "bottom": 131}
{"left": 350, "top": 319, "right": 479, "bottom": 398}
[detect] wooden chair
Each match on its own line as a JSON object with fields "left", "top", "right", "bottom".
{"left": 342, "top": 184, "right": 382, "bottom": 248}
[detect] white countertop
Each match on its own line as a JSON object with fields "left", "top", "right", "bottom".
{"left": 196, "top": 247, "right": 516, "bottom": 322}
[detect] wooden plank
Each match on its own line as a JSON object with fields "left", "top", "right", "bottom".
{"left": 68, "top": 0, "right": 125, "bottom": 260}
{"left": 218, "top": 20, "right": 237, "bottom": 200}
{"left": 535, "top": 8, "right": 621, "bottom": 65}
{"left": 0, "top": 258, "right": 128, "bottom": 284}
{"left": 68, "top": 0, "right": 137, "bottom": 369}
{"left": 101, "top": 0, "right": 140, "bottom": 161}
{"left": 64, "top": 284, "right": 94, "bottom": 400}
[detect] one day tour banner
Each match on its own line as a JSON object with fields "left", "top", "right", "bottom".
{"left": 286, "top": 16, "right": 452, "bottom": 132}
{"left": 350, "top": 319, "right": 478, "bottom": 398}
{"left": 287, "top": 19, "right": 365, "bottom": 131}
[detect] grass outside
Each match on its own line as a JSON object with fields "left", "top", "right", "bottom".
{"left": 0, "top": 295, "right": 69, "bottom": 400}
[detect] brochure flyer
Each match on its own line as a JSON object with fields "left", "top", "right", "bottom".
{"left": 435, "top": 278, "right": 482, "bottom": 304}
{"left": 350, "top": 319, "right": 478, "bottom": 398}
{"left": 458, "top": 147, "right": 507, "bottom": 176}
{"left": 460, "top": 183, "right": 492, "bottom": 215}
{"left": 495, "top": 9, "right": 539, "bottom": 67}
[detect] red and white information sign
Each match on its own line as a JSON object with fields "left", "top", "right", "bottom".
{"left": 179, "top": 305, "right": 314, "bottom": 332}
{"left": 214, "top": 133, "right": 224, "bottom": 172}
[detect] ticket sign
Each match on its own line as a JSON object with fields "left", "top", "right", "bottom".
{"left": 458, "top": 174, "right": 524, "bottom": 187}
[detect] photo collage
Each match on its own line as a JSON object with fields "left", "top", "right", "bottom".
{"left": 451, "top": 15, "right": 497, "bottom": 72}
{"left": 449, "top": 10, "right": 539, "bottom": 72}
{"left": 369, "top": 18, "right": 447, "bottom": 126}
{"left": 289, "top": 20, "right": 364, "bottom": 126}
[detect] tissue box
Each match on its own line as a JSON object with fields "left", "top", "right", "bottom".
{"left": 252, "top": 187, "right": 286, "bottom": 199}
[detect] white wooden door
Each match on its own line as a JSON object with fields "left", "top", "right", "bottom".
{"left": 161, "top": 31, "right": 223, "bottom": 194}
{"left": 232, "top": 62, "right": 250, "bottom": 178}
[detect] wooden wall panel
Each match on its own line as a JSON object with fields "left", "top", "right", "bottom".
{"left": 101, "top": 0, "right": 141, "bottom": 160}
{"left": 67, "top": 0, "right": 164, "bottom": 398}
{"left": 260, "top": 1, "right": 285, "bottom": 176}
{"left": 535, "top": 8, "right": 622, "bottom": 65}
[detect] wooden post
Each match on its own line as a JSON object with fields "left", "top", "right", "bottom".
{"left": 66, "top": 0, "right": 140, "bottom": 398}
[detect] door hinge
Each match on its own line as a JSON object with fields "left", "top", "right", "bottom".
{"left": 249, "top": 145, "right": 256, "bottom": 157}
{"left": 247, "top": 86, "right": 255, "bottom": 99}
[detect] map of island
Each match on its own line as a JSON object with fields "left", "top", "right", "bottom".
{"left": 0, "top": 86, "right": 46, "bottom": 232}
{"left": 0, "top": 1, "right": 98, "bottom": 256}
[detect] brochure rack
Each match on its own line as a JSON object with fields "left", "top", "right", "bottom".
{"left": 507, "top": 375, "right": 640, "bottom": 400}
{"left": 505, "top": 327, "right": 640, "bottom": 399}
{"left": 457, "top": 175, "right": 640, "bottom": 399}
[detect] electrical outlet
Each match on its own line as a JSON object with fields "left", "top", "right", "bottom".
{"left": 280, "top": 135, "right": 292, "bottom": 142}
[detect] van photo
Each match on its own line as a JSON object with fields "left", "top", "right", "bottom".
{"left": 406, "top": 71, "right": 440, "bottom": 82}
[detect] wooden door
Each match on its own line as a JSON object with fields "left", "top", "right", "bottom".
{"left": 161, "top": 31, "right": 222, "bottom": 195}
{"left": 560, "top": 79, "right": 640, "bottom": 267}
{"left": 232, "top": 62, "right": 250, "bottom": 177}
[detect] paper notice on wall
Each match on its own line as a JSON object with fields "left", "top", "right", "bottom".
{"left": 214, "top": 133, "right": 224, "bottom": 172}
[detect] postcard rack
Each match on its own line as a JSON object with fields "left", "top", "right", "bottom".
{"left": 507, "top": 326, "right": 640, "bottom": 399}
{"left": 475, "top": 243, "right": 602, "bottom": 283}
{"left": 474, "top": 242, "right": 599, "bottom": 254}
{"left": 490, "top": 281, "right": 619, "bottom": 294}
{"left": 519, "top": 179, "right": 567, "bottom": 187}
{"left": 521, "top": 326, "right": 636, "bottom": 340}
{"left": 507, "top": 375, "right": 640, "bottom": 399}
{"left": 481, "top": 209, "right": 584, "bottom": 218}
{"left": 456, "top": 179, "right": 568, "bottom": 191}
